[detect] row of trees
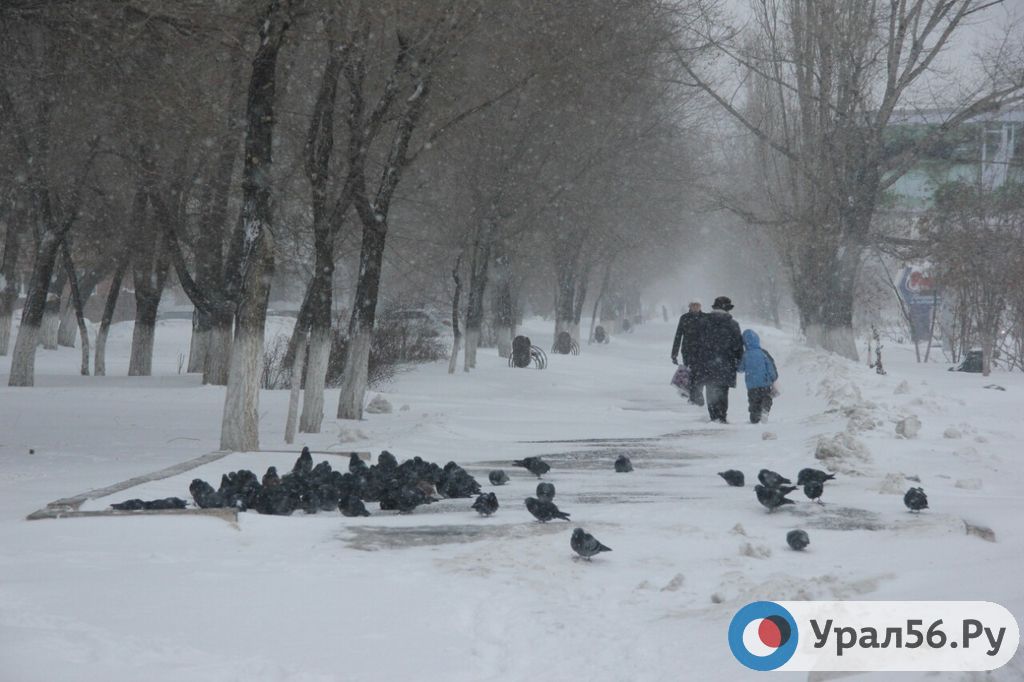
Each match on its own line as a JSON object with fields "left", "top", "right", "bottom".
{"left": 0, "top": 0, "right": 702, "bottom": 450}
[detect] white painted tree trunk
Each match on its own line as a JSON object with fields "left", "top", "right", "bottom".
{"left": 804, "top": 323, "right": 858, "bottom": 361}
{"left": 284, "top": 333, "right": 307, "bottom": 445}
{"left": 94, "top": 324, "right": 110, "bottom": 376}
{"left": 463, "top": 328, "right": 479, "bottom": 371}
{"left": 8, "top": 322, "right": 39, "bottom": 386}
{"left": 495, "top": 325, "right": 511, "bottom": 359}
{"left": 337, "top": 327, "right": 371, "bottom": 420}
{"left": 220, "top": 328, "right": 264, "bottom": 451}
{"left": 0, "top": 311, "right": 11, "bottom": 356}
{"left": 299, "top": 326, "right": 331, "bottom": 433}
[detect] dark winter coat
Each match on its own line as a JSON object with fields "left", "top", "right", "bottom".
{"left": 738, "top": 329, "right": 778, "bottom": 390}
{"left": 690, "top": 310, "right": 743, "bottom": 387}
{"left": 671, "top": 311, "right": 704, "bottom": 367}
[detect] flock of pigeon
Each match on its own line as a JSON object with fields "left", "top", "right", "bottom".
{"left": 717, "top": 466, "right": 930, "bottom": 551}
{"left": 112, "top": 447, "right": 929, "bottom": 560}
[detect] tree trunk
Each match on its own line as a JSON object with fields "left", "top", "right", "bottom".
{"left": 203, "top": 311, "right": 233, "bottom": 385}
{"left": 41, "top": 292, "right": 60, "bottom": 350}
{"left": 220, "top": 0, "right": 292, "bottom": 451}
{"left": 284, "top": 330, "right": 307, "bottom": 444}
{"left": 791, "top": 237, "right": 861, "bottom": 361}
{"left": 0, "top": 213, "right": 21, "bottom": 356}
{"left": 8, "top": 232, "right": 62, "bottom": 386}
{"left": 449, "top": 256, "right": 463, "bottom": 375}
{"left": 463, "top": 220, "right": 495, "bottom": 370}
{"left": 60, "top": 244, "right": 90, "bottom": 375}
{"left": 299, "top": 241, "right": 335, "bottom": 433}
{"left": 188, "top": 309, "right": 211, "bottom": 373}
{"left": 491, "top": 253, "right": 513, "bottom": 359}
{"left": 128, "top": 247, "right": 169, "bottom": 377}
{"left": 95, "top": 261, "right": 127, "bottom": 377}
{"left": 337, "top": 221, "right": 386, "bottom": 420}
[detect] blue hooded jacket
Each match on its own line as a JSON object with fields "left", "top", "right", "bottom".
{"left": 738, "top": 330, "right": 778, "bottom": 390}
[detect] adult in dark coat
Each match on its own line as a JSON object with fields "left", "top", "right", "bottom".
{"left": 671, "top": 301, "right": 705, "bottom": 405}
{"left": 691, "top": 296, "right": 744, "bottom": 423}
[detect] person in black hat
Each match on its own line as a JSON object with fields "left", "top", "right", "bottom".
{"left": 691, "top": 296, "right": 744, "bottom": 423}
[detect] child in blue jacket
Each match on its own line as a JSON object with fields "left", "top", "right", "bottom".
{"left": 738, "top": 329, "right": 778, "bottom": 423}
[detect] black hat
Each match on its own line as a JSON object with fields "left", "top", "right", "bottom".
{"left": 712, "top": 296, "right": 734, "bottom": 311}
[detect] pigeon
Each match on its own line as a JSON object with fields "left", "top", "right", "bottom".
{"left": 904, "top": 487, "right": 928, "bottom": 512}
{"left": 718, "top": 470, "right": 745, "bottom": 487}
{"left": 376, "top": 451, "right": 398, "bottom": 469}
{"left": 513, "top": 456, "right": 550, "bottom": 478}
{"left": 536, "top": 481, "right": 556, "bottom": 503}
{"left": 471, "top": 492, "right": 499, "bottom": 516}
{"left": 786, "top": 529, "right": 810, "bottom": 551}
{"left": 111, "top": 498, "right": 146, "bottom": 511}
{"left": 525, "top": 497, "right": 570, "bottom": 522}
{"left": 796, "top": 468, "right": 835, "bottom": 486}
{"left": 293, "top": 446, "right": 314, "bottom": 475}
{"left": 489, "top": 469, "right": 510, "bottom": 486}
{"left": 614, "top": 455, "right": 633, "bottom": 473}
{"left": 189, "top": 478, "right": 224, "bottom": 509}
{"left": 395, "top": 485, "right": 431, "bottom": 513}
{"left": 262, "top": 466, "right": 280, "bottom": 488}
{"left": 340, "top": 495, "right": 371, "bottom": 517}
{"left": 758, "top": 469, "right": 791, "bottom": 488}
{"left": 803, "top": 480, "right": 825, "bottom": 503}
{"left": 571, "top": 528, "right": 612, "bottom": 560}
{"left": 437, "top": 461, "right": 482, "bottom": 498}
{"left": 755, "top": 484, "right": 796, "bottom": 512}
{"left": 112, "top": 497, "right": 188, "bottom": 511}
{"left": 349, "top": 453, "right": 369, "bottom": 475}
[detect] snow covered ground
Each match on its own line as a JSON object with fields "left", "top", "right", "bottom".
{"left": 1, "top": 316, "right": 1022, "bottom": 681}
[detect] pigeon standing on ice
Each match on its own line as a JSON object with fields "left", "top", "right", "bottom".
{"left": 571, "top": 528, "right": 611, "bottom": 560}
{"left": 718, "top": 470, "right": 745, "bottom": 487}
{"left": 755, "top": 484, "right": 796, "bottom": 512}
{"left": 786, "top": 529, "right": 810, "bottom": 551}
{"left": 803, "top": 480, "right": 824, "bottom": 503}
{"left": 489, "top": 470, "right": 510, "bottom": 486}
{"left": 904, "top": 487, "right": 928, "bottom": 512}
{"left": 525, "top": 497, "right": 571, "bottom": 522}
{"left": 614, "top": 455, "right": 633, "bottom": 472}
{"left": 293, "top": 447, "right": 313, "bottom": 475}
{"left": 796, "top": 468, "right": 835, "bottom": 486}
{"left": 513, "top": 456, "right": 551, "bottom": 478}
{"left": 536, "top": 482, "right": 556, "bottom": 503}
{"left": 758, "top": 469, "right": 791, "bottom": 489}
{"left": 471, "top": 492, "right": 499, "bottom": 516}
{"left": 340, "top": 496, "right": 371, "bottom": 517}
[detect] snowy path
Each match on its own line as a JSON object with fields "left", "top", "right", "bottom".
{"left": 1, "top": 317, "right": 1023, "bottom": 680}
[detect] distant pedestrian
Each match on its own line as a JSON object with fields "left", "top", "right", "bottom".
{"left": 738, "top": 329, "right": 778, "bottom": 424}
{"left": 691, "top": 296, "right": 743, "bottom": 423}
{"left": 671, "top": 301, "right": 706, "bottom": 406}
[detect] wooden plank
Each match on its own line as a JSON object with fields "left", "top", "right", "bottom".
{"left": 26, "top": 507, "right": 239, "bottom": 524}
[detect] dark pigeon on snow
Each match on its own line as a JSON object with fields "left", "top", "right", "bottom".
{"left": 376, "top": 451, "right": 398, "bottom": 470}
{"left": 904, "top": 487, "right": 928, "bottom": 512}
{"left": 262, "top": 466, "right": 280, "bottom": 488}
{"left": 536, "top": 481, "right": 556, "bottom": 503}
{"left": 571, "top": 528, "right": 612, "bottom": 560}
{"left": 525, "top": 497, "right": 570, "bottom": 522}
{"left": 786, "top": 529, "right": 810, "bottom": 551}
{"left": 758, "top": 469, "right": 791, "bottom": 489}
{"left": 471, "top": 492, "right": 499, "bottom": 516}
{"left": 489, "top": 469, "right": 510, "bottom": 486}
{"left": 340, "top": 495, "right": 371, "bottom": 517}
{"left": 513, "top": 456, "right": 550, "bottom": 478}
{"left": 293, "top": 447, "right": 313, "bottom": 476}
{"left": 614, "top": 455, "right": 633, "bottom": 473}
{"left": 189, "top": 478, "right": 224, "bottom": 509}
{"left": 349, "top": 453, "right": 369, "bottom": 475}
{"left": 755, "top": 484, "right": 796, "bottom": 512}
{"left": 718, "top": 470, "right": 745, "bottom": 487}
{"left": 803, "top": 480, "right": 824, "bottom": 503}
{"left": 796, "top": 468, "right": 835, "bottom": 486}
